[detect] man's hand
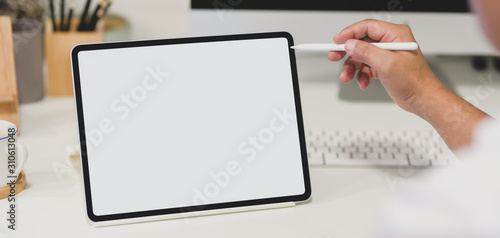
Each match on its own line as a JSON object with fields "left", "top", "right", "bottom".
{"left": 328, "top": 19, "right": 443, "bottom": 113}
{"left": 327, "top": 19, "right": 489, "bottom": 150}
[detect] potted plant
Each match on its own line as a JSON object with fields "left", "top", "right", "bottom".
{"left": 0, "top": 0, "right": 46, "bottom": 103}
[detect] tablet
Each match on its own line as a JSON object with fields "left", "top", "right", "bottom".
{"left": 71, "top": 32, "right": 311, "bottom": 224}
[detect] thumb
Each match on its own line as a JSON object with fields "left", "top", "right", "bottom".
{"left": 344, "top": 39, "right": 389, "bottom": 71}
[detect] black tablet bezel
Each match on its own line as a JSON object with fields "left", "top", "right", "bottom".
{"left": 71, "top": 32, "right": 311, "bottom": 222}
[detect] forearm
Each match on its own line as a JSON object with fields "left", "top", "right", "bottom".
{"left": 411, "top": 77, "right": 489, "bottom": 150}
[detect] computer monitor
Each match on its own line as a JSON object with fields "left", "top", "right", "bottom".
{"left": 190, "top": 0, "right": 497, "bottom": 55}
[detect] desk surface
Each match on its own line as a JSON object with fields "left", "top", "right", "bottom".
{"left": 3, "top": 54, "right": 500, "bottom": 237}
{"left": 4, "top": 98, "right": 397, "bottom": 238}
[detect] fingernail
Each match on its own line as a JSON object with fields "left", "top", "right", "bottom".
{"left": 339, "top": 71, "right": 344, "bottom": 80}
{"left": 360, "top": 79, "right": 367, "bottom": 90}
{"left": 358, "top": 75, "right": 369, "bottom": 90}
{"left": 345, "top": 40, "right": 356, "bottom": 54}
{"left": 357, "top": 73, "right": 365, "bottom": 88}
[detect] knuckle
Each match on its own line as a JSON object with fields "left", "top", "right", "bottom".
{"left": 357, "top": 43, "right": 370, "bottom": 60}
{"left": 363, "top": 19, "right": 378, "bottom": 24}
{"left": 397, "top": 24, "right": 416, "bottom": 40}
{"left": 400, "top": 24, "right": 411, "bottom": 32}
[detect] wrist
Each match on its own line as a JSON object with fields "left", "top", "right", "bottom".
{"left": 408, "top": 75, "right": 450, "bottom": 119}
{"left": 408, "top": 75, "right": 489, "bottom": 149}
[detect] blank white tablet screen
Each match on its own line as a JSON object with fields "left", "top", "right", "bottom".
{"left": 77, "top": 37, "right": 305, "bottom": 216}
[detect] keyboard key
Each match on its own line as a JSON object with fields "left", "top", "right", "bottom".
{"left": 324, "top": 152, "right": 338, "bottom": 161}
{"left": 359, "top": 146, "right": 371, "bottom": 152}
{"left": 370, "top": 159, "right": 404, "bottom": 166}
{"left": 409, "top": 157, "right": 431, "bottom": 167}
{"left": 380, "top": 153, "right": 394, "bottom": 160}
{"left": 395, "top": 141, "right": 408, "bottom": 148}
{"left": 339, "top": 140, "right": 352, "bottom": 147}
{"left": 353, "top": 141, "right": 366, "bottom": 147}
{"left": 399, "top": 147, "right": 413, "bottom": 154}
{"left": 323, "top": 151, "right": 336, "bottom": 158}
{"left": 372, "top": 147, "right": 385, "bottom": 154}
{"left": 421, "top": 153, "right": 435, "bottom": 161}
{"left": 367, "top": 141, "right": 380, "bottom": 147}
{"left": 408, "top": 153, "right": 421, "bottom": 160}
{"left": 352, "top": 152, "right": 366, "bottom": 159}
{"left": 316, "top": 147, "right": 329, "bottom": 153}
{"left": 307, "top": 152, "right": 324, "bottom": 165}
{"left": 394, "top": 153, "right": 407, "bottom": 160}
{"left": 325, "top": 158, "right": 370, "bottom": 166}
{"left": 338, "top": 152, "right": 351, "bottom": 159}
{"left": 330, "top": 147, "right": 343, "bottom": 154}
{"left": 344, "top": 147, "right": 357, "bottom": 153}
{"left": 366, "top": 152, "right": 379, "bottom": 159}
{"left": 386, "top": 148, "right": 398, "bottom": 154}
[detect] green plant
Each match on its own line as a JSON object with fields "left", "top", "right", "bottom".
{"left": 0, "top": 0, "right": 46, "bottom": 22}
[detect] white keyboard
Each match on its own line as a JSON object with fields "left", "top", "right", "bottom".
{"left": 306, "top": 129, "right": 457, "bottom": 167}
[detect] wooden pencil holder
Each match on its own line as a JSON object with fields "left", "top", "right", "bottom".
{"left": 0, "top": 16, "right": 20, "bottom": 131}
{"left": 44, "top": 19, "right": 103, "bottom": 96}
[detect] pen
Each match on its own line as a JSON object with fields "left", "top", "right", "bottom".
{"left": 78, "top": 0, "right": 92, "bottom": 31}
{"left": 49, "top": 0, "right": 57, "bottom": 31}
{"left": 60, "top": 0, "right": 65, "bottom": 31}
{"left": 291, "top": 42, "right": 419, "bottom": 51}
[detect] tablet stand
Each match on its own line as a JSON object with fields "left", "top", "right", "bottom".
{"left": 93, "top": 201, "right": 296, "bottom": 227}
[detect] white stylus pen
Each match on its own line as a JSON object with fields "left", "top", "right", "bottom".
{"left": 291, "top": 42, "right": 419, "bottom": 51}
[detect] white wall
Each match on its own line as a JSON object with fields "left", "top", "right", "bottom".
{"left": 71, "top": 0, "right": 190, "bottom": 40}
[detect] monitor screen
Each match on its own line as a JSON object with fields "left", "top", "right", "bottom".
{"left": 192, "top": 0, "right": 469, "bottom": 12}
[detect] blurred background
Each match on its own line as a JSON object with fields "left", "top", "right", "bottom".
{"left": 1, "top": 0, "right": 498, "bottom": 105}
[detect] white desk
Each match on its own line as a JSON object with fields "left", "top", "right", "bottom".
{"left": 2, "top": 54, "right": 500, "bottom": 237}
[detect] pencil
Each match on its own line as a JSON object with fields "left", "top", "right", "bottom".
{"left": 77, "top": 0, "right": 92, "bottom": 31}
{"left": 65, "top": 1, "right": 75, "bottom": 31}
{"left": 60, "top": 0, "right": 65, "bottom": 31}
{"left": 49, "top": 0, "right": 57, "bottom": 31}
{"left": 103, "top": 0, "right": 114, "bottom": 17}
{"left": 88, "top": 6, "right": 105, "bottom": 31}
{"left": 87, "top": 0, "right": 107, "bottom": 31}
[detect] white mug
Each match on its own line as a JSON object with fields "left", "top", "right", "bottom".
{"left": 0, "top": 120, "right": 28, "bottom": 188}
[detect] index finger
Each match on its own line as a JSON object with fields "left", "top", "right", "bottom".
{"left": 333, "top": 19, "right": 404, "bottom": 44}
